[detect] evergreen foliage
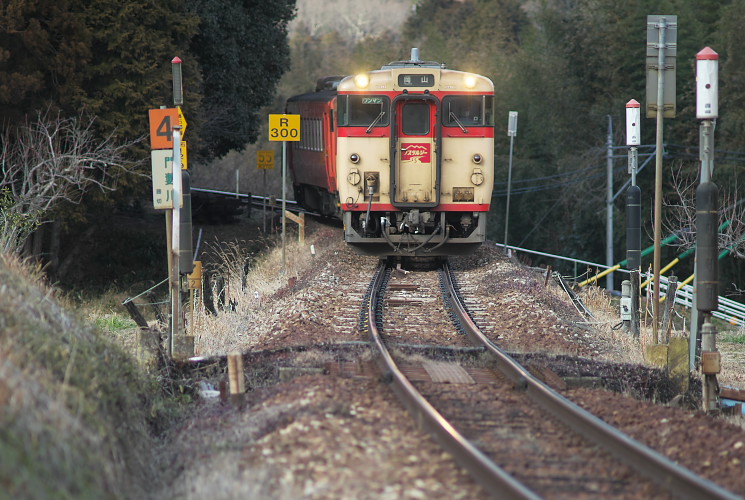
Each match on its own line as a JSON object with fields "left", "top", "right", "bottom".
{"left": 0, "top": 0, "right": 296, "bottom": 163}
{"left": 186, "top": 0, "right": 296, "bottom": 159}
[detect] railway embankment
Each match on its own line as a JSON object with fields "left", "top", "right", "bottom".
{"left": 4, "top": 214, "right": 745, "bottom": 498}
{"left": 0, "top": 251, "right": 170, "bottom": 498}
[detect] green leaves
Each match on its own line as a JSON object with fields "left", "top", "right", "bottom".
{"left": 186, "top": 0, "right": 296, "bottom": 159}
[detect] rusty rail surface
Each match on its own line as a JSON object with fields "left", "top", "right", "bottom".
{"left": 364, "top": 260, "right": 540, "bottom": 499}
{"left": 439, "top": 260, "right": 739, "bottom": 500}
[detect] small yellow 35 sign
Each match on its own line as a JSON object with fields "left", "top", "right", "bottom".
{"left": 269, "top": 114, "right": 300, "bottom": 141}
{"left": 257, "top": 150, "right": 274, "bottom": 170}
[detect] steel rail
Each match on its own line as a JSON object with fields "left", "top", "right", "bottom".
{"left": 441, "top": 261, "right": 740, "bottom": 500}
{"left": 365, "top": 260, "right": 541, "bottom": 500}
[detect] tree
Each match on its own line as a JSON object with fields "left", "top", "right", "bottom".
{"left": 185, "top": 0, "right": 296, "bottom": 160}
{"left": 0, "top": 110, "right": 138, "bottom": 254}
{"left": 0, "top": 0, "right": 91, "bottom": 124}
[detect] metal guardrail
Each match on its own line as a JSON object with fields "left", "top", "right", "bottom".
{"left": 494, "top": 242, "right": 745, "bottom": 328}
{"left": 191, "top": 187, "right": 299, "bottom": 207}
{"left": 656, "top": 275, "right": 745, "bottom": 328}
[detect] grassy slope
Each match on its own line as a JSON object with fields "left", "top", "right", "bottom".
{"left": 0, "top": 253, "right": 162, "bottom": 499}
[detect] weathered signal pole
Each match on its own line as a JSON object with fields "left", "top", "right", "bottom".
{"left": 693, "top": 47, "right": 720, "bottom": 412}
{"left": 625, "top": 99, "right": 642, "bottom": 337}
{"left": 646, "top": 15, "right": 677, "bottom": 344}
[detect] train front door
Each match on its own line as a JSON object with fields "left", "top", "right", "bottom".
{"left": 392, "top": 96, "right": 440, "bottom": 207}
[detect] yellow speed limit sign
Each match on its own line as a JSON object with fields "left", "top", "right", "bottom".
{"left": 269, "top": 114, "right": 300, "bottom": 141}
{"left": 257, "top": 150, "right": 274, "bottom": 169}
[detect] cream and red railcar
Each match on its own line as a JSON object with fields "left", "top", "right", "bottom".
{"left": 288, "top": 50, "right": 494, "bottom": 257}
{"left": 286, "top": 76, "right": 342, "bottom": 217}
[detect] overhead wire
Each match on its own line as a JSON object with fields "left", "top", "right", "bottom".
{"left": 492, "top": 143, "right": 745, "bottom": 199}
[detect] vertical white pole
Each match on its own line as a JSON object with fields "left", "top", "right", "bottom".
{"left": 171, "top": 128, "right": 182, "bottom": 356}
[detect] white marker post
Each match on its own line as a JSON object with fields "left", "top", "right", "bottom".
{"left": 504, "top": 111, "right": 518, "bottom": 255}
{"left": 170, "top": 126, "right": 182, "bottom": 357}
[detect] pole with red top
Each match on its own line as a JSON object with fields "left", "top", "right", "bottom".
{"left": 625, "top": 99, "right": 642, "bottom": 336}
{"left": 694, "top": 47, "right": 720, "bottom": 411}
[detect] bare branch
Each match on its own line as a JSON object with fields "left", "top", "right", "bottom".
{"left": 662, "top": 164, "right": 745, "bottom": 260}
{"left": 0, "top": 109, "right": 140, "bottom": 253}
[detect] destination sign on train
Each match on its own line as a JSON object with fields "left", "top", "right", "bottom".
{"left": 398, "top": 74, "right": 434, "bottom": 87}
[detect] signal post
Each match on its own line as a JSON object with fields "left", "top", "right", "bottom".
{"left": 693, "top": 47, "right": 720, "bottom": 412}
{"left": 625, "top": 99, "right": 642, "bottom": 337}
{"left": 148, "top": 57, "right": 194, "bottom": 359}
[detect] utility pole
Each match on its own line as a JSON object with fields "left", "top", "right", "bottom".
{"left": 646, "top": 15, "right": 677, "bottom": 344}
{"left": 606, "top": 116, "right": 614, "bottom": 291}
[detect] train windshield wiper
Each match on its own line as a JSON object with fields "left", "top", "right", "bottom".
{"left": 449, "top": 112, "right": 469, "bottom": 133}
{"left": 366, "top": 111, "right": 385, "bottom": 134}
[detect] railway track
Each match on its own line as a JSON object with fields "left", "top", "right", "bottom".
{"left": 362, "top": 259, "right": 739, "bottom": 499}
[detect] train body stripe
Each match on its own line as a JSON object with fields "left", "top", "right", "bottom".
{"left": 337, "top": 127, "right": 494, "bottom": 138}
{"left": 342, "top": 203, "right": 490, "bottom": 212}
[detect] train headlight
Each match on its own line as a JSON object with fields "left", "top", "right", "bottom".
{"left": 464, "top": 75, "right": 477, "bottom": 89}
{"left": 354, "top": 74, "right": 370, "bottom": 89}
{"left": 350, "top": 153, "right": 360, "bottom": 164}
{"left": 472, "top": 153, "right": 482, "bottom": 164}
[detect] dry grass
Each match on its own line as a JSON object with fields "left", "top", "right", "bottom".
{"left": 0, "top": 251, "right": 163, "bottom": 499}
{"left": 195, "top": 233, "right": 312, "bottom": 355}
{"left": 572, "top": 283, "right": 646, "bottom": 365}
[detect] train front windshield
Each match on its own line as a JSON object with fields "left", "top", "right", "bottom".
{"left": 442, "top": 95, "right": 494, "bottom": 127}
{"left": 337, "top": 95, "right": 391, "bottom": 128}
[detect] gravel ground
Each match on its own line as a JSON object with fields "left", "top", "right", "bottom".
{"left": 154, "top": 216, "right": 745, "bottom": 499}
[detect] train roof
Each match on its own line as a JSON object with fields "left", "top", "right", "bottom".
{"left": 285, "top": 75, "right": 346, "bottom": 104}
{"left": 285, "top": 89, "right": 337, "bottom": 104}
{"left": 381, "top": 48, "right": 445, "bottom": 70}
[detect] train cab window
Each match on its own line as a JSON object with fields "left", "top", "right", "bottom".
{"left": 401, "top": 102, "right": 430, "bottom": 135}
{"left": 337, "top": 95, "right": 390, "bottom": 128}
{"left": 442, "top": 95, "right": 494, "bottom": 127}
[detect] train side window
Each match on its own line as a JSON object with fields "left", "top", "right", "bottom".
{"left": 338, "top": 97, "right": 348, "bottom": 126}
{"left": 401, "top": 102, "right": 430, "bottom": 135}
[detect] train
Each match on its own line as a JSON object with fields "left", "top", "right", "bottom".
{"left": 286, "top": 49, "right": 494, "bottom": 257}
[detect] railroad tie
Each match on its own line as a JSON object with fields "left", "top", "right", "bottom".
{"left": 422, "top": 361, "right": 475, "bottom": 384}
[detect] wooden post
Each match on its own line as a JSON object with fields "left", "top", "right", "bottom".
{"left": 284, "top": 210, "right": 305, "bottom": 244}
{"left": 147, "top": 291, "right": 168, "bottom": 327}
{"left": 122, "top": 299, "right": 149, "bottom": 329}
{"left": 269, "top": 196, "right": 276, "bottom": 233}
{"left": 228, "top": 352, "right": 246, "bottom": 407}
{"left": 187, "top": 261, "right": 202, "bottom": 337}
{"left": 662, "top": 276, "right": 678, "bottom": 343}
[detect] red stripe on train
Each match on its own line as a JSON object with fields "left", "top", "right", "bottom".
{"left": 342, "top": 203, "right": 490, "bottom": 211}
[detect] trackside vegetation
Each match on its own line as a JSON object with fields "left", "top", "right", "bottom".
{"left": 0, "top": 252, "right": 175, "bottom": 499}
